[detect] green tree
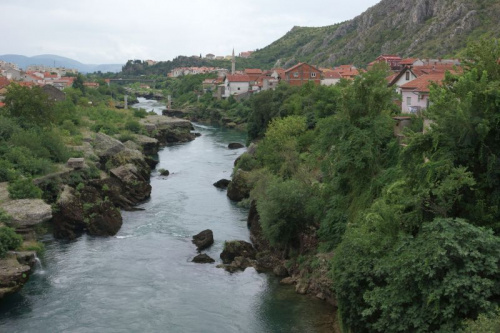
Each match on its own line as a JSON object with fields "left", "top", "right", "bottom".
{"left": 364, "top": 218, "right": 500, "bottom": 333}
{"left": 72, "top": 73, "right": 86, "bottom": 95}
{"left": 3, "top": 84, "right": 55, "bottom": 126}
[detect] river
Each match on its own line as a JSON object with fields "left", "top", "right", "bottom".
{"left": 0, "top": 98, "right": 334, "bottom": 333}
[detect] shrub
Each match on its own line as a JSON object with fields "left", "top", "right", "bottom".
{"left": 117, "top": 132, "right": 135, "bottom": 143}
{"left": 0, "top": 227, "right": 22, "bottom": 258}
{"left": 133, "top": 108, "right": 148, "bottom": 118}
{"left": 8, "top": 177, "right": 42, "bottom": 199}
{"left": 125, "top": 120, "right": 142, "bottom": 133}
{"left": 235, "top": 153, "right": 260, "bottom": 172}
{"left": 256, "top": 177, "right": 315, "bottom": 248}
{"left": 0, "top": 209, "right": 12, "bottom": 225}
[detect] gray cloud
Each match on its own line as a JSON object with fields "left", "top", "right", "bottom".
{"left": 0, "top": 0, "right": 380, "bottom": 64}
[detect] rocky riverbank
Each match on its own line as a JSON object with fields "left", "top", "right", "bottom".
{"left": 0, "top": 115, "right": 196, "bottom": 299}
{"left": 223, "top": 151, "right": 337, "bottom": 307}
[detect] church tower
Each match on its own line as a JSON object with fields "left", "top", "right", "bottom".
{"left": 231, "top": 48, "right": 235, "bottom": 75}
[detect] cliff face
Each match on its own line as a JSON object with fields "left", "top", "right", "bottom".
{"left": 252, "top": 0, "right": 500, "bottom": 67}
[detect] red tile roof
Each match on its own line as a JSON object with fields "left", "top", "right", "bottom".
{"left": 400, "top": 58, "right": 418, "bottom": 65}
{"left": 0, "top": 76, "right": 11, "bottom": 89}
{"left": 400, "top": 73, "right": 446, "bottom": 93}
{"left": 323, "top": 71, "right": 342, "bottom": 79}
{"left": 285, "top": 62, "right": 321, "bottom": 73}
{"left": 226, "top": 74, "right": 251, "bottom": 82}
{"left": 244, "top": 69, "right": 263, "bottom": 75}
{"left": 0, "top": 102, "right": 5, "bottom": 108}
{"left": 18, "top": 82, "right": 35, "bottom": 87}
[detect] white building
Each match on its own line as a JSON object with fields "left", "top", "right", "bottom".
{"left": 223, "top": 74, "right": 251, "bottom": 98}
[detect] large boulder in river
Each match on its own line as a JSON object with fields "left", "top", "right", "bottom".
{"left": 1, "top": 199, "right": 52, "bottom": 228}
{"left": 213, "top": 179, "right": 230, "bottom": 189}
{"left": 226, "top": 170, "right": 251, "bottom": 202}
{"left": 228, "top": 143, "right": 244, "bottom": 149}
{"left": 192, "top": 229, "right": 214, "bottom": 251}
{"left": 220, "top": 240, "right": 256, "bottom": 264}
{"left": 192, "top": 254, "right": 215, "bottom": 264}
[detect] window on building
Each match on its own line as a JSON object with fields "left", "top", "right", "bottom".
{"left": 311, "top": 72, "right": 317, "bottom": 78}
{"left": 405, "top": 72, "right": 410, "bottom": 80}
{"left": 406, "top": 96, "right": 411, "bottom": 106}
{"left": 293, "top": 72, "right": 299, "bottom": 78}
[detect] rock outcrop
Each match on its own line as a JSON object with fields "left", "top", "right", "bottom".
{"left": 140, "top": 115, "right": 195, "bottom": 144}
{"left": 0, "top": 251, "right": 36, "bottom": 299}
{"left": 226, "top": 170, "right": 251, "bottom": 202}
{"left": 52, "top": 185, "right": 122, "bottom": 239}
{"left": 0, "top": 199, "right": 52, "bottom": 228}
{"left": 134, "top": 135, "right": 159, "bottom": 156}
{"left": 192, "top": 230, "right": 214, "bottom": 251}
{"left": 250, "top": 0, "right": 497, "bottom": 67}
{"left": 220, "top": 240, "right": 256, "bottom": 264}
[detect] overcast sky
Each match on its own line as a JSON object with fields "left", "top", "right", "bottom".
{"left": 1, "top": 0, "right": 380, "bottom": 65}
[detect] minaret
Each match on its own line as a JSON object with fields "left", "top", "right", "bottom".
{"left": 231, "top": 48, "right": 235, "bottom": 75}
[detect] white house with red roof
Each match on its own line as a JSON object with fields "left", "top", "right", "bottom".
{"left": 389, "top": 62, "right": 460, "bottom": 93}
{"left": 321, "top": 71, "right": 342, "bottom": 86}
{"left": 400, "top": 72, "right": 446, "bottom": 114}
{"left": 223, "top": 74, "right": 251, "bottom": 98}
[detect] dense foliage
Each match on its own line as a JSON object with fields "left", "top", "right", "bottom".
{"left": 0, "top": 226, "right": 22, "bottom": 258}
{"left": 234, "top": 39, "right": 500, "bottom": 332}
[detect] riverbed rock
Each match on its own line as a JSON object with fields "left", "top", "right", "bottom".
{"left": 213, "top": 179, "right": 230, "bottom": 189}
{"left": 52, "top": 186, "right": 86, "bottom": 239}
{"left": 273, "top": 265, "right": 289, "bottom": 277}
{"left": 140, "top": 115, "right": 195, "bottom": 144}
{"left": 0, "top": 251, "right": 36, "bottom": 299}
{"left": 280, "top": 277, "right": 297, "bottom": 285}
{"left": 228, "top": 143, "right": 245, "bottom": 149}
{"left": 110, "top": 163, "right": 152, "bottom": 204}
{"left": 52, "top": 185, "right": 123, "bottom": 239}
{"left": 192, "top": 229, "right": 214, "bottom": 251}
{"left": 295, "top": 280, "right": 309, "bottom": 295}
{"left": 192, "top": 254, "right": 215, "bottom": 264}
{"left": 134, "top": 134, "right": 160, "bottom": 156}
{"left": 159, "top": 169, "right": 170, "bottom": 176}
{"left": 226, "top": 170, "right": 251, "bottom": 202}
{"left": 0, "top": 199, "right": 52, "bottom": 228}
{"left": 218, "top": 256, "right": 258, "bottom": 273}
{"left": 220, "top": 240, "right": 256, "bottom": 264}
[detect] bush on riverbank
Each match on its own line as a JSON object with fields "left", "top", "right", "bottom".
{"left": 0, "top": 227, "right": 22, "bottom": 258}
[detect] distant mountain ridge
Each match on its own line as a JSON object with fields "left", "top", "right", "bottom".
{"left": 0, "top": 54, "right": 122, "bottom": 73}
{"left": 249, "top": 0, "right": 500, "bottom": 68}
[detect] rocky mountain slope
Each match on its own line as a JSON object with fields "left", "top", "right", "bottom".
{"left": 251, "top": 0, "right": 500, "bottom": 68}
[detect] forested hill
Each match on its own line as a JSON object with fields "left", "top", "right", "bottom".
{"left": 249, "top": 0, "right": 500, "bottom": 68}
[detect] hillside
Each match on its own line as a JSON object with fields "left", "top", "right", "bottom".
{"left": 250, "top": 0, "right": 500, "bottom": 68}
{"left": 0, "top": 54, "right": 122, "bottom": 73}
